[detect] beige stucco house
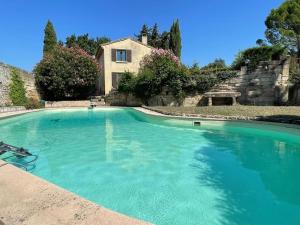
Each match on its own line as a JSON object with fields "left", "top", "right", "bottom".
{"left": 96, "top": 36, "right": 152, "bottom": 95}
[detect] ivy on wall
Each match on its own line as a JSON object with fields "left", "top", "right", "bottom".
{"left": 9, "top": 69, "right": 27, "bottom": 106}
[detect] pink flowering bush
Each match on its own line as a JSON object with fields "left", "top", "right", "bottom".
{"left": 141, "top": 49, "right": 180, "bottom": 66}
{"left": 34, "top": 46, "right": 99, "bottom": 100}
{"left": 118, "top": 48, "right": 187, "bottom": 102}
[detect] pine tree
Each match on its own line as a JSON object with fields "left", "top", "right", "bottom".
{"left": 137, "top": 24, "right": 150, "bottom": 42}
{"left": 43, "top": 20, "right": 57, "bottom": 55}
{"left": 150, "top": 23, "right": 160, "bottom": 48}
{"left": 169, "top": 19, "right": 182, "bottom": 58}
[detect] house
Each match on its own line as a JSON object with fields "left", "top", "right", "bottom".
{"left": 96, "top": 36, "right": 152, "bottom": 95}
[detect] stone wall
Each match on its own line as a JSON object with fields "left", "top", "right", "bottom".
{"left": 289, "top": 85, "right": 300, "bottom": 106}
{"left": 212, "top": 58, "right": 290, "bottom": 106}
{"left": 0, "top": 106, "right": 26, "bottom": 113}
{"left": 45, "top": 101, "right": 90, "bottom": 108}
{"left": 0, "top": 62, "right": 39, "bottom": 106}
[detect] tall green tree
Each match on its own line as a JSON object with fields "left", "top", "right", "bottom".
{"left": 159, "top": 31, "right": 170, "bottom": 49}
{"left": 9, "top": 69, "right": 27, "bottom": 106}
{"left": 65, "top": 34, "right": 110, "bottom": 56}
{"left": 43, "top": 20, "right": 57, "bottom": 55}
{"left": 137, "top": 24, "right": 151, "bottom": 42}
{"left": 150, "top": 23, "right": 160, "bottom": 48}
{"left": 265, "top": 0, "right": 300, "bottom": 58}
{"left": 169, "top": 19, "right": 182, "bottom": 58}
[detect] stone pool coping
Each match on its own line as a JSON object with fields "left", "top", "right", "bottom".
{"left": 0, "top": 109, "right": 43, "bottom": 119}
{"left": 137, "top": 106, "right": 300, "bottom": 127}
{"left": 0, "top": 161, "right": 152, "bottom": 225}
{"left": 134, "top": 106, "right": 300, "bottom": 130}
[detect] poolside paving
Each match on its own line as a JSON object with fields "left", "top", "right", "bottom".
{"left": 0, "top": 109, "right": 42, "bottom": 119}
{"left": 0, "top": 161, "right": 152, "bottom": 225}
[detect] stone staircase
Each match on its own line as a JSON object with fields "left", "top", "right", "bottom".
{"left": 90, "top": 96, "right": 106, "bottom": 107}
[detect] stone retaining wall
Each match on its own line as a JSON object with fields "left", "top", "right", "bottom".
{"left": 289, "top": 85, "right": 300, "bottom": 106}
{"left": 212, "top": 58, "right": 290, "bottom": 106}
{"left": 45, "top": 101, "right": 90, "bottom": 108}
{"left": 0, "top": 62, "right": 39, "bottom": 106}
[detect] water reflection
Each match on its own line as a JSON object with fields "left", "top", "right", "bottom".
{"left": 192, "top": 129, "right": 300, "bottom": 225}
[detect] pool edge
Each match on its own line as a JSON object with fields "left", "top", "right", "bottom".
{"left": 0, "top": 160, "right": 153, "bottom": 225}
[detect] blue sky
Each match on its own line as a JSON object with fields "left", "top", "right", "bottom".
{"left": 0, "top": 0, "right": 284, "bottom": 71}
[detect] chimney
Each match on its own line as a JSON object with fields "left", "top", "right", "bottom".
{"left": 142, "top": 35, "right": 148, "bottom": 45}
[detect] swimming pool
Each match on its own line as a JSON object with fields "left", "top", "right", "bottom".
{"left": 1, "top": 108, "right": 300, "bottom": 225}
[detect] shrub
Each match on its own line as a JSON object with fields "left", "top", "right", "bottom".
{"left": 34, "top": 46, "right": 99, "bottom": 100}
{"left": 117, "top": 71, "right": 136, "bottom": 93}
{"left": 232, "top": 45, "right": 285, "bottom": 71}
{"left": 25, "top": 98, "right": 45, "bottom": 109}
{"left": 202, "top": 58, "right": 226, "bottom": 70}
{"left": 9, "top": 69, "right": 27, "bottom": 106}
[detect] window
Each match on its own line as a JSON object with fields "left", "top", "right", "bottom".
{"left": 116, "top": 50, "right": 127, "bottom": 62}
{"left": 112, "top": 73, "right": 124, "bottom": 88}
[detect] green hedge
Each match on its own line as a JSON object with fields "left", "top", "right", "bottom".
{"left": 232, "top": 46, "right": 285, "bottom": 71}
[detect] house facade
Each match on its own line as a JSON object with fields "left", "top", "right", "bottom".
{"left": 96, "top": 36, "right": 152, "bottom": 95}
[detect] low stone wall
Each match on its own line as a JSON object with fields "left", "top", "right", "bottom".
{"left": 45, "top": 101, "right": 90, "bottom": 108}
{"left": 105, "top": 92, "right": 142, "bottom": 106}
{"left": 0, "top": 106, "right": 26, "bottom": 113}
{"left": 105, "top": 90, "right": 206, "bottom": 107}
{"left": 0, "top": 62, "right": 39, "bottom": 106}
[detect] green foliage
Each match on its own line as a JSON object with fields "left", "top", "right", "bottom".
{"left": 202, "top": 58, "right": 226, "bottom": 70}
{"left": 149, "top": 23, "right": 160, "bottom": 47}
{"left": 232, "top": 45, "right": 285, "bottom": 71}
{"left": 34, "top": 46, "right": 99, "bottom": 100}
{"left": 160, "top": 31, "right": 170, "bottom": 50}
{"left": 9, "top": 69, "right": 27, "bottom": 106}
{"left": 118, "top": 50, "right": 238, "bottom": 104}
{"left": 136, "top": 24, "right": 170, "bottom": 50}
{"left": 25, "top": 98, "right": 45, "bottom": 109}
{"left": 43, "top": 20, "right": 57, "bottom": 55}
{"left": 169, "top": 19, "right": 182, "bottom": 58}
{"left": 256, "top": 39, "right": 267, "bottom": 47}
{"left": 65, "top": 34, "right": 110, "bottom": 56}
{"left": 265, "top": 0, "right": 300, "bottom": 56}
{"left": 136, "top": 24, "right": 151, "bottom": 42}
{"left": 117, "top": 72, "right": 136, "bottom": 93}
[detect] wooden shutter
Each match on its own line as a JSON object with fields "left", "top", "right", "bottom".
{"left": 127, "top": 50, "right": 132, "bottom": 62}
{"left": 111, "top": 49, "right": 116, "bottom": 62}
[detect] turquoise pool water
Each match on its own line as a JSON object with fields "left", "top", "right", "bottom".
{"left": 1, "top": 108, "right": 300, "bottom": 225}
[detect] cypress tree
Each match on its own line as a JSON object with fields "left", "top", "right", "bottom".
{"left": 169, "top": 19, "right": 182, "bottom": 58}
{"left": 43, "top": 20, "right": 57, "bottom": 55}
